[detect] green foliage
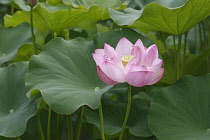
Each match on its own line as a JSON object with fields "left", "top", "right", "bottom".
{"left": 0, "top": 62, "right": 36, "bottom": 137}
{"left": 128, "top": 0, "right": 187, "bottom": 9}
{"left": 160, "top": 49, "right": 210, "bottom": 85}
{"left": 94, "top": 28, "right": 153, "bottom": 49}
{"left": 25, "top": 37, "right": 112, "bottom": 114}
{"left": 0, "top": 0, "right": 11, "bottom": 4}
{"left": 13, "top": 44, "right": 34, "bottom": 62}
{"left": 86, "top": 98, "right": 152, "bottom": 137}
{"left": 108, "top": 8, "right": 141, "bottom": 26}
{"left": 14, "top": 0, "right": 31, "bottom": 11}
{"left": 62, "top": 0, "right": 122, "bottom": 8}
{"left": 149, "top": 74, "right": 210, "bottom": 140}
{"left": 0, "top": 0, "right": 210, "bottom": 139}
{"left": 133, "top": 0, "right": 210, "bottom": 35}
{"left": 109, "top": 0, "right": 210, "bottom": 35}
{"left": 4, "top": 4, "right": 103, "bottom": 34}
{"left": 0, "top": 23, "right": 31, "bottom": 66}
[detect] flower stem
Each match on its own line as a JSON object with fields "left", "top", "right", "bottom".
{"left": 53, "top": 32, "right": 57, "bottom": 38}
{"left": 47, "top": 108, "right": 51, "bottom": 140}
{"left": 90, "top": 124, "right": 95, "bottom": 140}
{"left": 206, "top": 19, "right": 210, "bottom": 72}
{"left": 202, "top": 21, "right": 210, "bottom": 72}
{"left": 160, "top": 32, "right": 167, "bottom": 50}
{"left": 11, "top": 4, "right": 14, "bottom": 15}
{"left": 208, "top": 19, "right": 210, "bottom": 48}
{"left": 30, "top": 6, "right": 37, "bottom": 54}
{"left": 173, "top": 35, "right": 176, "bottom": 50}
{"left": 15, "top": 136, "right": 21, "bottom": 140}
{"left": 199, "top": 23, "right": 202, "bottom": 48}
{"left": 176, "top": 35, "right": 182, "bottom": 80}
{"left": 37, "top": 111, "right": 45, "bottom": 140}
{"left": 183, "top": 32, "right": 188, "bottom": 75}
{"left": 194, "top": 25, "right": 199, "bottom": 53}
{"left": 119, "top": 85, "right": 132, "bottom": 140}
{"left": 56, "top": 114, "right": 60, "bottom": 140}
{"left": 75, "top": 106, "right": 85, "bottom": 140}
{"left": 67, "top": 115, "right": 73, "bottom": 140}
{"left": 202, "top": 21, "right": 208, "bottom": 48}
{"left": 99, "top": 102, "right": 106, "bottom": 140}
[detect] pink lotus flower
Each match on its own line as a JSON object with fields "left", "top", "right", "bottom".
{"left": 92, "top": 37, "right": 164, "bottom": 87}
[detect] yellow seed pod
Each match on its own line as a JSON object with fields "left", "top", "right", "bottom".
{"left": 122, "top": 55, "right": 134, "bottom": 66}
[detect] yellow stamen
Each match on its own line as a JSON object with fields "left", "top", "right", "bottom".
{"left": 122, "top": 55, "right": 134, "bottom": 66}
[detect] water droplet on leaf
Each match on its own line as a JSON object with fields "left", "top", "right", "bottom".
{"left": 9, "top": 109, "right": 14, "bottom": 114}
{"left": 95, "top": 87, "right": 100, "bottom": 91}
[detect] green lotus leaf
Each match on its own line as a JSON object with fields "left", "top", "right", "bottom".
{"left": 4, "top": 4, "right": 103, "bottom": 33}
{"left": 13, "top": 44, "right": 34, "bottom": 62}
{"left": 128, "top": 0, "right": 187, "bottom": 9}
{"left": 25, "top": 37, "right": 112, "bottom": 114}
{"left": 62, "top": 0, "right": 122, "bottom": 9}
{"left": 0, "top": 62, "right": 36, "bottom": 137}
{"left": 86, "top": 98, "right": 153, "bottom": 137}
{"left": 133, "top": 86, "right": 161, "bottom": 105}
{"left": 149, "top": 0, "right": 187, "bottom": 8}
{"left": 108, "top": 8, "right": 142, "bottom": 26}
{"left": 14, "top": 0, "right": 31, "bottom": 11}
{"left": 0, "top": 23, "right": 32, "bottom": 66}
{"left": 149, "top": 74, "right": 210, "bottom": 140}
{"left": 40, "top": 3, "right": 71, "bottom": 12}
{"left": 132, "top": 0, "right": 210, "bottom": 35}
{"left": 47, "top": 0, "right": 63, "bottom": 6}
{"left": 0, "top": 0, "right": 11, "bottom": 4}
{"left": 14, "top": 0, "right": 69, "bottom": 11}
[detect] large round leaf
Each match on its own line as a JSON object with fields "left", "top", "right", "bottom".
{"left": 26, "top": 37, "right": 112, "bottom": 114}
{"left": 108, "top": 0, "right": 187, "bottom": 26}
{"left": 0, "top": 23, "right": 31, "bottom": 65}
{"left": 132, "top": 0, "right": 210, "bottom": 35}
{"left": 149, "top": 74, "right": 210, "bottom": 140}
{"left": 0, "top": 62, "right": 36, "bottom": 137}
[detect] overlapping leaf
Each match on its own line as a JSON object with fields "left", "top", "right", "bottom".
{"left": 0, "top": 62, "right": 36, "bottom": 137}
{"left": 14, "top": 0, "right": 31, "bottom": 11}
{"left": 86, "top": 98, "right": 153, "bottom": 137}
{"left": 4, "top": 4, "right": 103, "bottom": 33}
{"left": 149, "top": 74, "right": 210, "bottom": 140}
{"left": 132, "top": 0, "right": 210, "bottom": 34}
{"left": 109, "top": 0, "right": 210, "bottom": 35}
